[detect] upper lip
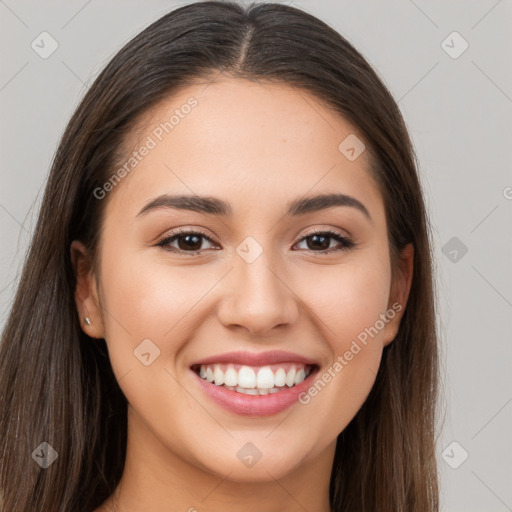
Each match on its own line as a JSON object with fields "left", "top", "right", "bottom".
{"left": 190, "top": 350, "right": 319, "bottom": 367}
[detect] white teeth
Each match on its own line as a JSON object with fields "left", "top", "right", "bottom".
{"left": 274, "top": 368, "right": 286, "bottom": 387}
{"left": 294, "top": 368, "right": 306, "bottom": 385}
{"left": 224, "top": 365, "right": 238, "bottom": 387}
{"left": 236, "top": 386, "right": 258, "bottom": 395}
{"left": 238, "top": 366, "right": 256, "bottom": 388}
{"left": 285, "top": 367, "right": 296, "bottom": 387}
{"left": 196, "top": 362, "right": 313, "bottom": 394}
{"left": 256, "top": 366, "right": 274, "bottom": 389}
{"left": 213, "top": 365, "right": 224, "bottom": 386}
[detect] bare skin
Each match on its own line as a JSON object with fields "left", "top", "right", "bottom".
{"left": 71, "top": 76, "right": 413, "bottom": 512}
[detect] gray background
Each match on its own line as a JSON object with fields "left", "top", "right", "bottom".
{"left": 1, "top": 1, "right": 511, "bottom": 510}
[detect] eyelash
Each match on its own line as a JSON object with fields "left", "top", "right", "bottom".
{"left": 156, "top": 228, "right": 355, "bottom": 256}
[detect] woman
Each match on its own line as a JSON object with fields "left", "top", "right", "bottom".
{"left": 0, "top": 1, "right": 439, "bottom": 510}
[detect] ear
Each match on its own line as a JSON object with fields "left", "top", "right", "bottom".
{"left": 70, "top": 240, "right": 105, "bottom": 339}
{"left": 383, "top": 243, "right": 414, "bottom": 347}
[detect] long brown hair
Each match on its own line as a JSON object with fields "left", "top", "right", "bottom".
{"left": 0, "top": 2, "right": 439, "bottom": 510}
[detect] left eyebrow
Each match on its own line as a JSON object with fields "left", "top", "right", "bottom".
{"left": 136, "top": 192, "right": 372, "bottom": 222}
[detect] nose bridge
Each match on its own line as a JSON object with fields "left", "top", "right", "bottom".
{"left": 217, "top": 237, "right": 298, "bottom": 334}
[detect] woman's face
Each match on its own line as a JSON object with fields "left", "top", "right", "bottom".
{"left": 74, "top": 77, "right": 412, "bottom": 484}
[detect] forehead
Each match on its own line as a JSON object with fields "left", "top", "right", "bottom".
{"left": 104, "top": 77, "right": 384, "bottom": 225}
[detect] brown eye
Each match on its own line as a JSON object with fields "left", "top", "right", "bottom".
{"left": 157, "top": 230, "right": 217, "bottom": 254}
{"left": 174, "top": 233, "right": 203, "bottom": 251}
{"left": 295, "top": 231, "right": 354, "bottom": 253}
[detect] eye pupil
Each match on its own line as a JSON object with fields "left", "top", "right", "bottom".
{"left": 178, "top": 234, "right": 202, "bottom": 251}
{"left": 308, "top": 234, "right": 330, "bottom": 251}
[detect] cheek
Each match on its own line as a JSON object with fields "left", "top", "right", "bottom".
{"left": 303, "top": 253, "right": 391, "bottom": 348}
{"left": 97, "top": 248, "right": 208, "bottom": 419}
{"left": 293, "top": 255, "right": 391, "bottom": 437}
{"left": 97, "top": 246, "right": 243, "bottom": 403}
{"left": 100, "top": 246, "right": 205, "bottom": 337}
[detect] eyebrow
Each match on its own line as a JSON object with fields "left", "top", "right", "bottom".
{"left": 136, "top": 192, "right": 371, "bottom": 221}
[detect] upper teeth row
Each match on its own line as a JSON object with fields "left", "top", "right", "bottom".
{"left": 198, "top": 364, "right": 309, "bottom": 389}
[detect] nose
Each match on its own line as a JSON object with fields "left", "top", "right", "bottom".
{"left": 216, "top": 249, "right": 299, "bottom": 336}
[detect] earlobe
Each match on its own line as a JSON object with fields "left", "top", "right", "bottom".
{"left": 384, "top": 243, "right": 414, "bottom": 346}
{"left": 70, "top": 240, "right": 105, "bottom": 339}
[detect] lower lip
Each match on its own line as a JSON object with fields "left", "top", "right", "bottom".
{"left": 191, "top": 367, "right": 319, "bottom": 416}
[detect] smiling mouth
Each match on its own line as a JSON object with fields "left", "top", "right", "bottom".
{"left": 190, "top": 362, "right": 317, "bottom": 395}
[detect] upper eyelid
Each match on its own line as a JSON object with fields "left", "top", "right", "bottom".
{"left": 160, "top": 227, "right": 348, "bottom": 239}
{"left": 157, "top": 229, "right": 218, "bottom": 249}
{"left": 159, "top": 227, "right": 216, "bottom": 242}
{"left": 302, "top": 227, "right": 349, "bottom": 238}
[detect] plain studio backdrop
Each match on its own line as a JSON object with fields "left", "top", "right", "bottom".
{"left": 0, "top": 1, "right": 511, "bottom": 510}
